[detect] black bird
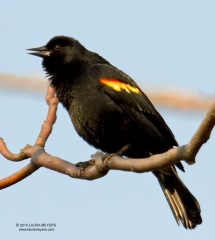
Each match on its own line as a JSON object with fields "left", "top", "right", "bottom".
{"left": 28, "top": 36, "right": 202, "bottom": 229}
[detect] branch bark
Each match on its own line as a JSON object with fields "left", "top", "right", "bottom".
{"left": 0, "top": 85, "right": 214, "bottom": 189}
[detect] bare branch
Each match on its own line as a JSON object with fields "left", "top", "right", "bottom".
{"left": 0, "top": 138, "right": 29, "bottom": 161}
{"left": 0, "top": 161, "right": 39, "bottom": 190}
{"left": 0, "top": 85, "right": 59, "bottom": 188}
{"left": 35, "top": 85, "right": 59, "bottom": 147}
{"left": 185, "top": 101, "right": 215, "bottom": 161}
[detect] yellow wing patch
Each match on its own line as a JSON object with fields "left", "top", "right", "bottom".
{"left": 100, "top": 79, "right": 140, "bottom": 94}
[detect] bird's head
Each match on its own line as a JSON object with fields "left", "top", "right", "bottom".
{"left": 28, "top": 36, "right": 86, "bottom": 74}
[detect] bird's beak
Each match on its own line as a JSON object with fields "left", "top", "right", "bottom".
{"left": 27, "top": 46, "right": 51, "bottom": 58}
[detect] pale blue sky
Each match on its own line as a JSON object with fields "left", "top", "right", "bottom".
{"left": 0, "top": 1, "right": 215, "bottom": 239}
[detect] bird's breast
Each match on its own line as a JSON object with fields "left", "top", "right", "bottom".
{"left": 67, "top": 89, "right": 133, "bottom": 152}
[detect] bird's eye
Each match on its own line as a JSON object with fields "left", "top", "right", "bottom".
{"left": 54, "top": 45, "right": 61, "bottom": 50}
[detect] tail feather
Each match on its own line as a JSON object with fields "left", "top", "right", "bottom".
{"left": 154, "top": 167, "right": 202, "bottom": 229}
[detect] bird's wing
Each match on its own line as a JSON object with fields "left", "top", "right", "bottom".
{"left": 94, "top": 64, "right": 178, "bottom": 148}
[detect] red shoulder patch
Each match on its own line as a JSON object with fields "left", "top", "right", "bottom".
{"left": 100, "top": 79, "right": 140, "bottom": 93}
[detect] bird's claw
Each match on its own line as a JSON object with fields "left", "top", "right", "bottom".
{"left": 75, "top": 159, "right": 94, "bottom": 169}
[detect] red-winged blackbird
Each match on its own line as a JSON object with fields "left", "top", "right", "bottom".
{"left": 28, "top": 36, "right": 202, "bottom": 229}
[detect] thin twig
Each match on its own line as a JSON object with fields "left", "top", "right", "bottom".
{"left": 0, "top": 85, "right": 59, "bottom": 189}
{"left": 35, "top": 85, "right": 59, "bottom": 147}
{"left": 0, "top": 162, "right": 39, "bottom": 190}
{"left": 185, "top": 101, "right": 215, "bottom": 162}
{"left": 0, "top": 138, "right": 27, "bottom": 161}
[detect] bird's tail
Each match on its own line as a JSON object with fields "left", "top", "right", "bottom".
{"left": 154, "top": 168, "right": 202, "bottom": 229}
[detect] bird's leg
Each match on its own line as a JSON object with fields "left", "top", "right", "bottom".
{"left": 102, "top": 144, "right": 131, "bottom": 165}
{"left": 76, "top": 144, "right": 130, "bottom": 169}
